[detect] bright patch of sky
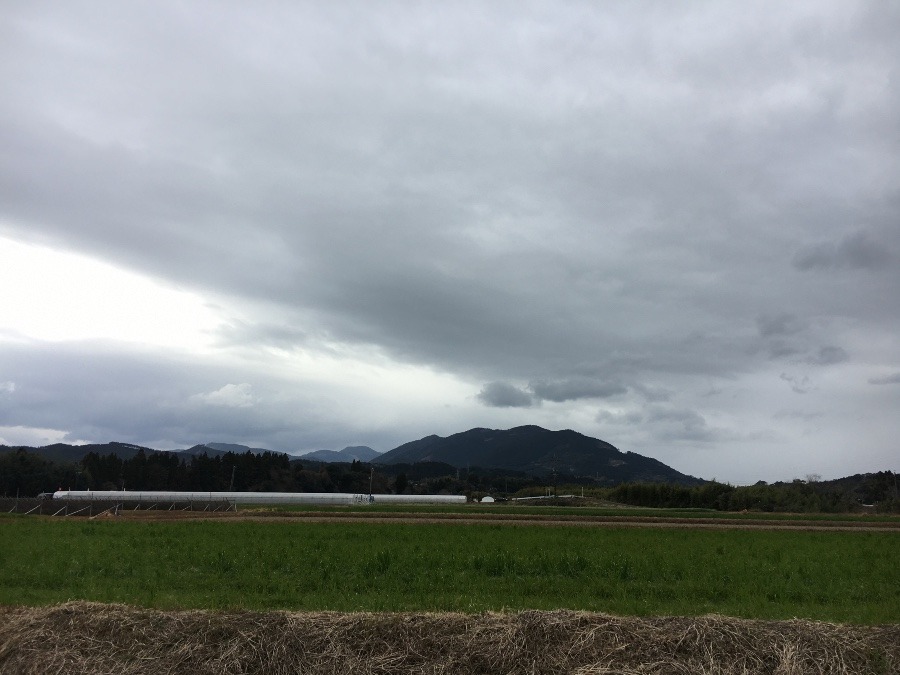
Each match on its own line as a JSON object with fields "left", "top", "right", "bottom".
{"left": 0, "top": 424, "right": 80, "bottom": 447}
{"left": 0, "top": 235, "right": 220, "bottom": 351}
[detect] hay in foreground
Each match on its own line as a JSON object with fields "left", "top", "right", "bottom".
{"left": 0, "top": 602, "right": 896, "bottom": 674}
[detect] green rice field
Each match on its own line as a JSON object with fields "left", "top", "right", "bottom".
{"left": 1, "top": 514, "right": 897, "bottom": 624}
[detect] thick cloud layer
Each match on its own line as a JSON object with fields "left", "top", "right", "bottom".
{"left": 1, "top": 1, "right": 898, "bottom": 483}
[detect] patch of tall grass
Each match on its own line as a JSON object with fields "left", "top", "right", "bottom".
{"left": 0, "top": 517, "right": 896, "bottom": 623}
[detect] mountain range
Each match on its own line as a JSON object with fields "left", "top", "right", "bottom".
{"left": 200, "top": 442, "right": 273, "bottom": 456}
{"left": 300, "top": 446, "right": 381, "bottom": 463}
{"left": 376, "top": 426, "right": 701, "bottom": 486}
{"left": 1, "top": 426, "right": 701, "bottom": 486}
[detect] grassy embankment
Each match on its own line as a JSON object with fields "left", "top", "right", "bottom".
{"left": 0, "top": 514, "right": 897, "bottom": 624}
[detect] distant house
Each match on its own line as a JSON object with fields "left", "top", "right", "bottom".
{"left": 480, "top": 495, "right": 495, "bottom": 503}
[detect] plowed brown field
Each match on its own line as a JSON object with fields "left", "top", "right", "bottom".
{"left": 93, "top": 507, "right": 900, "bottom": 532}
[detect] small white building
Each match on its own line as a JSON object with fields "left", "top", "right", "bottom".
{"left": 480, "top": 495, "right": 495, "bottom": 503}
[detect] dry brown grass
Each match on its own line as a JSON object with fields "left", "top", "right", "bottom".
{"left": 0, "top": 602, "right": 897, "bottom": 674}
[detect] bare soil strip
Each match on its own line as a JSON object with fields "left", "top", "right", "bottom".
{"left": 102, "top": 508, "right": 900, "bottom": 532}
{"left": 0, "top": 602, "right": 896, "bottom": 675}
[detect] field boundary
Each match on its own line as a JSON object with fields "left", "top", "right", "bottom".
{"left": 65, "top": 507, "right": 900, "bottom": 531}
{"left": 0, "top": 497, "right": 235, "bottom": 517}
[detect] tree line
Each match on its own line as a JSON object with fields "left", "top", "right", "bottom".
{"left": 0, "top": 448, "right": 468, "bottom": 497}
{"left": 0, "top": 447, "right": 551, "bottom": 499}
{"left": 597, "top": 474, "right": 899, "bottom": 513}
{"left": 1, "top": 447, "right": 896, "bottom": 512}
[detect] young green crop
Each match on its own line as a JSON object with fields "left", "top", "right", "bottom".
{"left": 0, "top": 517, "right": 897, "bottom": 624}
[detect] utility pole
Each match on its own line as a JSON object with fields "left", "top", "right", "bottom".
{"left": 551, "top": 452, "right": 559, "bottom": 497}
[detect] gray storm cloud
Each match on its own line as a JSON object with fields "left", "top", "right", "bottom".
{"left": 807, "top": 346, "right": 850, "bottom": 366}
{"left": 529, "top": 378, "right": 627, "bottom": 403}
{"left": 869, "top": 373, "right": 900, "bottom": 386}
{"left": 1, "top": 1, "right": 898, "bottom": 483}
{"left": 793, "top": 231, "right": 893, "bottom": 272}
{"left": 477, "top": 382, "right": 534, "bottom": 409}
{"left": 756, "top": 313, "right": 807, "bottom": 338}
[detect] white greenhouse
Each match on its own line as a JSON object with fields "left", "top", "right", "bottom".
{"left": 52, "top": 490, "right": 465, "bottom": 505}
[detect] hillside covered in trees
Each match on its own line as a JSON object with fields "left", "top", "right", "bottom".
{"left": 0, "top": 446, "right": 897, "bottom": 513}
{"left": 598, "top": 474, "right": 899, "bottom": 514}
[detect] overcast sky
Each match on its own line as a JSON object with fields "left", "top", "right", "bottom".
{"left": 2, "top": 1, "right": 898, "bottom": 484}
